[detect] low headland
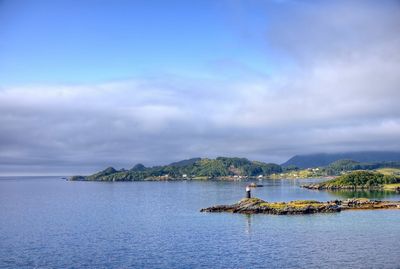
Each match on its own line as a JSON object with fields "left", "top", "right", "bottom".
{"left": 302, "top": 171, "right": 400, "bottom": 192}
{"left": 200, "top": 197, "right": 400, "bottom": 215}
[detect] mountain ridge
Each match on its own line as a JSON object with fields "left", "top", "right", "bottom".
{"left": 282, "top": 151, "right": 400, "bottom": 168}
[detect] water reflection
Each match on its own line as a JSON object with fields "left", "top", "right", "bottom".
{"left": 244, "top": 214, "right": 252, "bottom": 235}
{"left": 327, "top": 190, "right": 399, "bottom": 200}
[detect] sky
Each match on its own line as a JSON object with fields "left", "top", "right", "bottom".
{"left": 1, "top": 0, "right": 400, "bottom": 175}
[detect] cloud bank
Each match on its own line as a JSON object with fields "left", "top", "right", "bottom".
{"left": 1, "top": 0, "right": 400, "bottom": 174}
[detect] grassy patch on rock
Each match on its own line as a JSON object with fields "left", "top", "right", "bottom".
{"left": 258, "top": 200, "right": 323, "bottom": 210}
{"left": 383, "top": 183, "right": 400, "bottom": 191}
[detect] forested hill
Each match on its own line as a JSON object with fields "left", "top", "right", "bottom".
{"left": 71, "top": 157, "right": 282, "bottom": 181}
{"left": 282, "top": 151, "right": 400, "bottom": 168}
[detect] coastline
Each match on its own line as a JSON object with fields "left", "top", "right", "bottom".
{"left": 69, "top": 175, "right": 333, "bottom": 182}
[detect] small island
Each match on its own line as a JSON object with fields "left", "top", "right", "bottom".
{"left": 200, "top": 197, "right": 400, "bottom": 215}
{"left": 302, "top": 171, "right": 400, "bottom": 192}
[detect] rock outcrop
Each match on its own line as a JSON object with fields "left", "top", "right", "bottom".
{"left": 200, "top": 198, "right": 400, "bottom": 215}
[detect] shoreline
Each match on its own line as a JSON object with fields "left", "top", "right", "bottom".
{"left": 68, "top": 175, "right": 334, "bottom": 182}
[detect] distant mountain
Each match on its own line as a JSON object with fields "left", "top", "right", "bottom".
{"left": 168, "top": 158, "right": 201, "bottom": 167}
{"left": 282, "top": 151, "right": 400, "bottom": 168}
{"left": 130, "top": 163, "right": 146, "bottom": 171}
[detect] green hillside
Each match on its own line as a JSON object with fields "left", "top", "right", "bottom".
{"left": 70, "top": 157, "right": 282, "bottom": 181}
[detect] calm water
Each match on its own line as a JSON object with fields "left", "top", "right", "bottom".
{"left": 1, "top": 177, "right": 400, "bottom": 269}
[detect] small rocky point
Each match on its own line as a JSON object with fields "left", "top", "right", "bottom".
{"left": 200, "top": 198, "right": 400, "bottom": 215}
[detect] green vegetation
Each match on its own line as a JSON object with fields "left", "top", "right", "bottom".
{"left": 71, "top": 157, "right": 283, "bottom": 181}
{"left": 310, "top": 171, "right": 400, "bottom": 189}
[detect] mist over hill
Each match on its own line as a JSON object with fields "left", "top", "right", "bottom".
{"left": 282, "top": 151, "right": 400, "bottom": 168}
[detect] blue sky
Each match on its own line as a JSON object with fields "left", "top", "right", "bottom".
{"left": 0, "top": 0, "right": 280, "bottom": 85}
{"left": 1, "top": 0, "right": 400, "bottom": 175}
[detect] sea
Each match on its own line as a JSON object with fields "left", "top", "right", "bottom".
{"left": 1, "top": 176, "right": 400, "bottom": 269}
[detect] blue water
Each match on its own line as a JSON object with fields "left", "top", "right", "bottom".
{"left": 1, "top": 177, "right": 400, "bottom": 269}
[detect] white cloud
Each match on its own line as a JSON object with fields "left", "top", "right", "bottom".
{"left": 1, "top": 0, "right": 400, "bottom": 174}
